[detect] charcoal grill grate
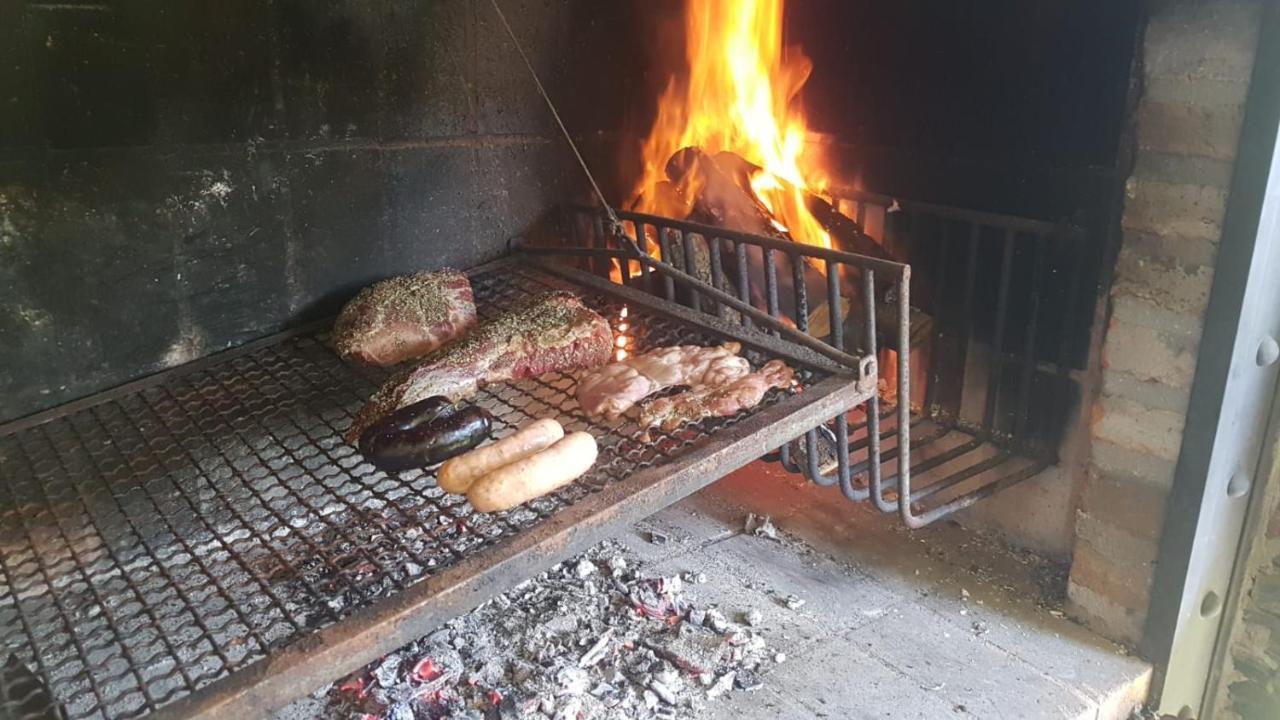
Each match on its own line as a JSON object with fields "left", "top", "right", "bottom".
{"left": 0, "top": 262, "right": 851, "bottom": 720}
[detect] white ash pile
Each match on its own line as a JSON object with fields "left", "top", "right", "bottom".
{"left": 322, "top": 540, "right": 774, "bottom": 719}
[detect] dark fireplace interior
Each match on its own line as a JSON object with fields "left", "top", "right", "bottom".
{"left": 0, "top": 0, "right": 1139, "bottom": 427}
{"left": 0, "top": 1, "right": 1192, "bottom": 718}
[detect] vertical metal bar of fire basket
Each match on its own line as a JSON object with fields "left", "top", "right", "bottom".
{"left": 826, "top": 260, "right": 844, "bottom": 352}
{"left": 865, "top": 268, "right": 892, "bottom": 512}
{"left": 767, "top": 245, "right": 794, "bottom": 471}
{"left": 789, "top": 252, "right": 825, "bottom": 486}
{"left": 658, "top": 229, "right": 676, "bottom": 302}
{"left": 764, "top": 245, "right": 794, "bottom": 472}
{"left": 825, "top": 259, "right": 855, "bottom": 498}
{"left": 1014, "top": 236, "right": 1048, "bottom": 442}
{"left": 792, "top": 253, "right": 809, "bottom": 331}
{"left": 682, "top": 230, "right": 702, "bottom": 313}
{"left": 958, "top": 222, "right": 981, "bottom": 413}
{"left": 635, "top": 222, "right": 652, "bottom": 293}
{"left": 1052, "top": 230, "right": 1083, "bottom": 455}
{"left": 735, "top": 241, "right": 753, "bottom": 331}
{"left": 895, "top": 269, "right": 916, "bottom": 526}
{"left": 592, "top": 213, "right": 608, "bottom": 279}
{"left": 925, "top": 219, "right": 950, "bottom": 413}
{"left": 763, "top": 248, "right": 781, "bottom": 335}
{"left": 709, "top": 236, "right": 727, "bottom": 320}
{"left": 614, "top": 222, "right": 631, "bottom": 287}
{"left": 982, "top": 230, "right": 1016, "bottom": 436}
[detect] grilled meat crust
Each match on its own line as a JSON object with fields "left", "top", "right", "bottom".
{"left": 333, "top": 270, "right": 477, "bottom": 367}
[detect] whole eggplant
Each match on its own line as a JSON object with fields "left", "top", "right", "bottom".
{"left": 360, "top": 404, "right": 493, "bottom": 472}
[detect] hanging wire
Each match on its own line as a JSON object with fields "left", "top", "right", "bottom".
{"left": 486, "top": 0, "right": 623, "bottom": 232}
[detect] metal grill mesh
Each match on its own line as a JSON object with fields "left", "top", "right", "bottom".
{"left": 0, "top": 263, "right": 821, "bottom": 720}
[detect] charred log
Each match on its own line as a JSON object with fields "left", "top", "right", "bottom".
{"left": 804, "top": 193, "right": 897, "bottom": 261}
{"left": 664, "top": 147, "right": 790, "bottom": 242}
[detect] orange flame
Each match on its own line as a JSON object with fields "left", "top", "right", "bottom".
{"left": 631, "top": 0, "right": 830, "bottom": 250}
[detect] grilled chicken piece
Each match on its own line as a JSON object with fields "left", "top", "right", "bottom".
{"left": 639, "top": 359, "right": 796, "bottom": 431}
{"left": 347, "top": 291, "right": 612, "bottom": 442}
{"left": 332, "top": 270, "right": 477, "bottom": 366}
{"left": 576, "top": 343, "right": 751, "bottom": 420}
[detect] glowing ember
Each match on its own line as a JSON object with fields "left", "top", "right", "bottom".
{"left": 411, "top": 657, "right": 443, "bottom": 683}
{"left": 631, "top": 0, "right": 831, "bottom": 250}
{"left": 338, "top": 675, "right": 368, "bottom": 699}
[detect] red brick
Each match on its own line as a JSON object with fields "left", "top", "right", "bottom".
{"left": 1069, "top": 542, "right": 1156, "bottom": 613}
{"left": 1080, "top": 471, "right": 1170, "bottom": 541}
{"left": 1092, "top": 395, "right": 1187, "bottom": 460}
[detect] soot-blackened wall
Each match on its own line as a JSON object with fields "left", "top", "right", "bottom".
{"left": 0, "top": 0, "right": 642, "bottom": 423}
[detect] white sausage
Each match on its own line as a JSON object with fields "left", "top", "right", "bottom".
{"left": 438, "top": 418, "right": 564, "bottom": 494}
{"left": 467, "top": 432, "right": 598, "bottom": 512}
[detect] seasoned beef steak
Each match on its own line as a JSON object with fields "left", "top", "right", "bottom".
{"left": 347, "top": 291, "right": 612, "bottom": 442}
{"left": 333, "top": 270, "right": 476, "bottom": 366}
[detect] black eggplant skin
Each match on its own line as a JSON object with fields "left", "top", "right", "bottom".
{"left": 368, "top": 395, "right": 455, "bottom": 435}
{"left": 360, "top": 405, "right": 493, "bottom": 472}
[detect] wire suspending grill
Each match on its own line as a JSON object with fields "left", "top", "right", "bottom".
{"left": 552, "top": 195, "right": 1082, "bottom": 528}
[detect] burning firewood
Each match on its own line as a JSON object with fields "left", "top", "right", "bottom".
{"left": 806, "top": 296, "right": 934, "bottom": 351}
{"left": 663, "top": 146, "right": 790, "bottom": 241}
{"left": 633, "top": 144, "right": 932, "bottom": 356}
{"left": 805, "top": 192, "right": 898, "bottom": 262}
{"left": 667, "top": 146, "right": 900, "bottom": 265}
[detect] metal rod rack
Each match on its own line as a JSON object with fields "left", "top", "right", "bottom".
{"left": 555, "top": 193, "right": 1084, "bottom": 528}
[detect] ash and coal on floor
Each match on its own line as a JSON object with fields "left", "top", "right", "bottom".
{"left": 280, "top": 463, "right": 1151, "bottom": 720}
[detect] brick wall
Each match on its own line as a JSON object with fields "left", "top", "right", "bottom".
{"left": 1067, "top": 0, "right": 1262, "bottom": 644}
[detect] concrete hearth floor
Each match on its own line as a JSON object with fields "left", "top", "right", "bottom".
{"left": 282, "top": 461, "right": 1151, "bottom": 719}
{"left": 635, "top": 462, "right": 1152, "bottom": 720}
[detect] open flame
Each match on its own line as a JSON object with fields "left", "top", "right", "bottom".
{"left": 630, "top": 0, "right": 830, "bottom": 250}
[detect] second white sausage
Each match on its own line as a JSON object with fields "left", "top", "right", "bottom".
{"left": 467, "top": 431, "right": 598, "bottom": 512}
{"left": 438, "top": 418, "right": 564, "bottom": 494}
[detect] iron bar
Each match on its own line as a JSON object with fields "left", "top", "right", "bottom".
{"left": 735, "top": 240, "right": 753, "bottom": 331}
{"left": 895, "top": 273, "right": 916, "bottom": 528}
{"left": 907, "top": 462, "right": 1049, "bottom": 527}
{"left": 614, "top": 208, "right": 907, "bottom": 275}
{"left": 826, "top": 186, "right": 1085, "bottom": 238}
{"left": 634, "top": 221, "right": 652, "bottom": 292}
{"left": 1015, "top": 236, "right": 1048, "bottom": 440}
{"left": 792, "top": 254, "right": 809, "bottom": 333}
{"left": 825, "top": 260, "right": 843, "bottom": 352}
{"left": 764, "top": 248, "right": 780, "bottom": 337}
{"left": 924, "top": 220, "right": 951, "bottom": 411}
{"left": 681, "top": 230, "right": 702, "bottom": 313}
{"left": 709, "top": 236, "right": 727, "bottom": 320}
{"left": 591, "top": 214, "right": 608, "bottom": 279}
{"left": 548, "top": 243, "right": 873, "bottom": 370}
{"left": 864, "top": 269, "right": 891, "bottom": 513}
{"left": 657, "top": 230, "right": 676, "bottom": 302}
{"left": 982, "top": 230, "right": 1016, "bottom": 433}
